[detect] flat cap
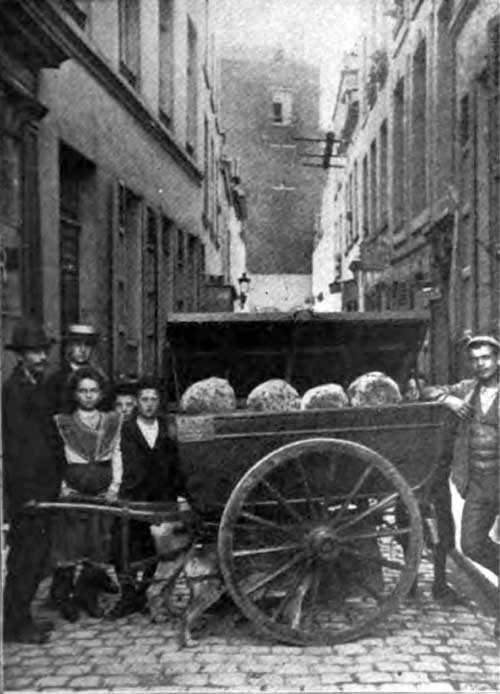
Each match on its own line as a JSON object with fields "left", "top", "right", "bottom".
{"left": 467, "top": 335, "right": 500, "bottom": 351}
{"left": 64, "top": 324, "right": 99, "bottom": 343}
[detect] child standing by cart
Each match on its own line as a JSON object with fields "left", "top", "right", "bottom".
{"left": 109, "top": 377, "right": 182, "bottom": 618}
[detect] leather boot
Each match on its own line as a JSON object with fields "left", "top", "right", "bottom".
{"left": 107, "top": 580, "right": 146, "bottom": 619}
{"left": 51, "top": 566, "right": 79, "bottom": 622}
{"left": 74, "top": 563, "right": 104, "bottom": 618}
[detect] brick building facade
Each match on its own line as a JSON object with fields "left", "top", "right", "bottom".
{"left": 1, "top": 0, "right": 244, "bottom": 380}
{"left": 221, "top": 49, "right": 323, "bottom": 312}
{"left": 315, "top": 0, "right": 499, "bottom": 382}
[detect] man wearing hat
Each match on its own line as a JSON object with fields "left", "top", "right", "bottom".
{"left": 45, "top": 323, "right": 107, "bottom": 414}
{"left": 2, "top": 318, "right": 66, "bottom": 643}
{"left": 424, "top": 335, "right": 499, "bottom": 631}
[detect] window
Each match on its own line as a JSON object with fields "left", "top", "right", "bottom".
{"left": 411, "top": 40, "right": 427, "bottom": 216}
{"left": 393, "top": 78, "right": 405, "bottom": 228}
{"left": 159, "top": 0, "right": 174, "bottom": 127}
{"left": 59, "top": 145, "right": 84, "bottom": 330}
{"left": 271, "top": 89, "right": 292, "bottom": 125}
{"left": 362, "top": 155, "right": 369, "bottom": 237}
{"left": 203, "top": 116, "right": 209, "bottom": 219}
{"left": 119, "top": 0, "right": 140, "bottom": 87}
{"left": 186, "top": 17, "right": 198, "bottom": 154}
{"left": 370, "top": 138, "right": 377, "bottom": 234}
{"left": 459, "top": 93, "right": 470, "bottom": 146}
{"left": 143, "top": 208, "right": 159, "bottom": 373}
{"left": 116, "top": 182, "right": 141, "bottom": 374}
{"left": 353, "top": 160, "right": 359, "bottom": 240}
{"left": 380, "top": 120, "right": 388, "bottom": 225}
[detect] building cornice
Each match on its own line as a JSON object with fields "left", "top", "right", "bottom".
{"left": 22, "top": 0, "right": 203, "bottom": 184}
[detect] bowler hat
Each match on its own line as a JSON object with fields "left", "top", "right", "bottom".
{"left": 113, "top": 374, "right": 139, "bottom": 397}
{"left": 64, "top": 324, "right": 99, "bottom": 344}
{"left": 5, "top": 318, "right": 55, "bottom": 352}
{"left": 467, "top": 335, "right": 500, "bottom": 352}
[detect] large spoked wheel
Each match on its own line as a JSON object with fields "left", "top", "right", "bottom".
{"left": 218, "top": 438, "right": 423, "bottom": 646}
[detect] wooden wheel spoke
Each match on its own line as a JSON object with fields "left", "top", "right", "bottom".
{"left": 239, "top": 510, "right": 295, "bottom": 537}
{"left": 335, "top": 491, "right": 400, "bottom": 533}
{"left": 340, "top": 545, "right": 406, "bottom": 572}
{"left": 233, "top": 543, "right": 302, "bottom": 558}
{"left": 338, "top": 526, "right": 411, "bottom": 543}
{"left": 259, "top": 478, "right": 305, "bottom": 523}
{"left": 243, "top": 551, "right": 308, "bottom": 596}
{"left": 272, "top": 558, "right": 313, "bottom": 621}
{"left": 294, "top": 459, "right": 319, "bottom": 520}
{"left": 332, "top": 465, "right": 374, "bottom": 527}
{"left": 303, "top": 564, "right": 321, "bottom": 629}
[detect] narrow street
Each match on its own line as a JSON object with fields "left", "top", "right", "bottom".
{"left": 4, "top": 547, "right": 498, "bottom": 693}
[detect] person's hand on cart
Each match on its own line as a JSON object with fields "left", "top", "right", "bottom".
{"left": 442, "top": 395, "right": 474, "bottom": 420}
{"left": 59, "top": 481, "right": 79, "bottom": 499}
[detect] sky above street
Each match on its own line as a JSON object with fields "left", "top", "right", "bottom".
{"left": 214, "top": 0, "right": 364, "bottom": 127}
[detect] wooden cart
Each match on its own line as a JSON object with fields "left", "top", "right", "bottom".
{"left": 161, "top": 310, "right": 449, "bottom": 645}
{"left": 35, "top": 310, "right": 450, "bottom": 646}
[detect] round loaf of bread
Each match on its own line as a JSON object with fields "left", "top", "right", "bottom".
{"left": 301, "top": 383, "right": 349, "bottom": 410}
{"left": 347, "top": 371, "right": 402, "bottom": 407}
{"left": 179, "top": 377, "right": 236, "bottom": 414}
{"left": 246, "top": 379, "right": 301, "bottom": 412}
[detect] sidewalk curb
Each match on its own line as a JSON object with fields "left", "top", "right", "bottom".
{"left": 449, "top": 547, "right": 499, "bottom": 610}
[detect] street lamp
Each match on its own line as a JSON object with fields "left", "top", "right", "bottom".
{"left": 237, "top": 272, "right": 251, "bottom": 308}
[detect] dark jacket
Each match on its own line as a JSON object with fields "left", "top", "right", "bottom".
{"left": 424, "top": 378, "right": 499, "bottom": 497}
{"left": 119, "top": 417, "right": 182, "bottom": 502}
{"left": 45, "top": 363, "right": 76, "bottom": 414}
{"left": 2, "top": 365, "right": 66, "bottom": 516}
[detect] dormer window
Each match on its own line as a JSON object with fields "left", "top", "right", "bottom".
{"left": 271, "top": 89, "right": 292, "bottom": 125}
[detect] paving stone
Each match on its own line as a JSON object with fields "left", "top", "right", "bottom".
{"left": 450, "top": 653, "right": 483, "bottom": 664}
{"left": 356, "top": 672, "right": 394, "bottom": 683}
{"left": 393, "top": 672, "right": 431, "bottom": 684}
{"left": 413, "top": 661, "right": 448, "bottom": 672}
{"left": 377, "top": 685, "right": 417, "bottom": 692}
{"left": 414, "top": 684, "right": 455, "bottom": 693}
{"left": 171, "top": 673, "right": 212, "bottom": 687}
{"left": 209, "top": 673, "right": 250, "bottom": 687}
{"left": 67, "top": 676, "right": 102, "bottom": 688}
{"left": 375, "top": 661, "right": 411, "bottom": 672}
{"left": 100, "top": 675, "right": 141, "bottom": 687}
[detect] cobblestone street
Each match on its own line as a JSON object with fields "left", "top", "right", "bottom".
{"left": 3, "top": 548, "right": 499, "bottom": 693}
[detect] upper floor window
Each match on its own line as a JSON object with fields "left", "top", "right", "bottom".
{"left": 271, "top": 89, "right": 292, "bottom": 125}
{"left": 159, "top": 0, "right": 174, "bottom": 126}
{"left": 186, "top": 17, "right": 198, "bottom": 155}
{"left": 119, "top": 0, "right": 140, "bottom": 87}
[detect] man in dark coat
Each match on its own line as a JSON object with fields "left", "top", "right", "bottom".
{"left": 424, "top": 335, "right": 499, "bottom": 635}
{"left": 45, "top": 323, "right": 107, "bottom": 414}
{"left": 109, "top": 377, "right": 182, "bottom": 618}
{"left": 2, "top": 318, "right": 66, "bottom": 643}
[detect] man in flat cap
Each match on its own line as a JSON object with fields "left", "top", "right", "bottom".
{"left": 2, "top": 318, "right": 66, "bottom": 643}
{"left": 45, "top": 323, "right": 108, "bottom": 414}
{"left": 424, "top": 335, "right": 499, "bottom": 631}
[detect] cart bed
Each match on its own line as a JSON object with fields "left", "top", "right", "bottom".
{"left": 176, "top": 402, "right": 449, "bottom": 513}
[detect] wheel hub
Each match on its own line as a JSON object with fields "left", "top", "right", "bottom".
{"left": 307, "top": 526, "right": 339, "bottom": 560}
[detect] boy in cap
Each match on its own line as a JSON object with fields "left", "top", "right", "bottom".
{"left": 108, "top": 377, "right": 182, "bottom": 618}
{"left": 424, "top": 334, "right": 499, "bottom": 634}
{"left": 45, "top": 323, "right": 108, "bottom": 414}
{"left": 2, "top": 318, "right": 66, "bottom": 643}
{"left": 113, "top": 375, "right": 138, "bottom": 421}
